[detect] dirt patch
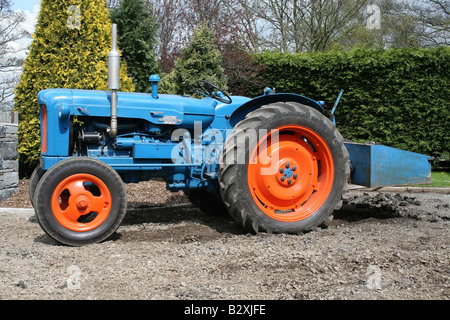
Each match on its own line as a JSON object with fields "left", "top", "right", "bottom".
{"left": 0, "top": 180, "right": 449, "bottom": 300}
{"left": 120, "top": 221, "right": 230, "bottom": 244}
{"left": 1, "top": 178, "right": 189, "bottom": 209}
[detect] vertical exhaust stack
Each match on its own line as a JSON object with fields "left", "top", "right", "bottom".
{"left": 108, "top": 23, "right": 120, "bottom": 138}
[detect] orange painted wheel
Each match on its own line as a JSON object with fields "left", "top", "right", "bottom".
{"left": 51, "top": 174, "right": 112, "bottom": 232}
{"left": 34, "top": 157, "right": 127, "bottom": 246}
{"left": 247, "top": 125, "right": 334, "bottom": 222}
{"left": 219, "top": 101, "right": 350, "bottom": 234}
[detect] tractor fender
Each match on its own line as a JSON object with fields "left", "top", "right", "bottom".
{"left": 228, "top": 93, "right": 324, "bottom": 127}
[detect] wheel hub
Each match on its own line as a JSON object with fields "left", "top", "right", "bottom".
{"left": 52, "top": 174, "right": 112, "bottom": 232}
{"left": 75, "top": 195, "right": 90, "bottom": 212}
{"left": 278, "top": 162, "right": 298, "bottom": 186}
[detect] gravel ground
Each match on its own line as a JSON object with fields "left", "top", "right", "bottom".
{"left": 0, "top": 179, "right": 449, "bottom": 300}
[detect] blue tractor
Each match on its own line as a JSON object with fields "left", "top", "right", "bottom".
{"left": 30, "top": 25, "right": 431, "bottom": 246}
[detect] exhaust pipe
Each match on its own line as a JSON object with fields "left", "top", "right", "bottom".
{"left": 108, "top": 23, "right": 120, "bottom": 138}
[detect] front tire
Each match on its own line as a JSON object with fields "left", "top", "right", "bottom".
{"left": 219, "top": 102, "right": 350, "bottom": 234}
{"left": 29, "top": 165, "right": 46, "bottom": 208}
{"left": 34, "top": 157, "right": 127, "bottom": 246}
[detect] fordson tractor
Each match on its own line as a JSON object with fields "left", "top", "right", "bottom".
{"left": 30, "top": 25, "right": 431, "bottom": 246}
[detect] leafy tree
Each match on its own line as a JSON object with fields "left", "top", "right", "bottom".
{"left": 341, "top": 0, "right": 449, "bottom": 49}
{"left": 164, "top": 21, "right": 227, "bottom": 96}
{"left": 220, "top": 42, "right": 265, "bottom": 97}
{"left": 234, "top": 0, "right": 448, "bottom": 52}
{"left": 147, "top": 0, "right": 262, "bottom": 74}
{"left": 110, "top": 0, "right": 159, "bottom": 93}
{"left": 244, "top": 0, "right": 369, "bottom": 53}
{"left": 14, "top": 0, "right": 134, "bottom": 170}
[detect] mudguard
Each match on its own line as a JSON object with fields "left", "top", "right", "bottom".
{"left": 228, "top": 93, "right": 324, "bottom": 127}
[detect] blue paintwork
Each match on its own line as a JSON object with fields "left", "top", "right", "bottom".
{"left": 37, "top": 88, "right": 298, "bottom": 191}
{"left": 149, "top": 74, "right": 161, "bottom": 99}
{"left": 345, "top": 142, "right": 431, "bottom": 187}
{"left": 330, "top": 89, "right": 344, "bottom": 125}
{"left": 39, "top": 88, "right": 217, "bottom": 126}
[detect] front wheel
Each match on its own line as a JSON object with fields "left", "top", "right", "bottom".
{"left": 29, "top": 165, "right": 46, "bottom": 208}
{"left": 34, "top": 157, "right": 127, "bottom": 246}
{"left": 219, "top": 102, "right": 350, "bottom": 234}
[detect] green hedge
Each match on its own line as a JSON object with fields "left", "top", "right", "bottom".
{"left": 249, "top": 47, "right": 450, "bottom": 159}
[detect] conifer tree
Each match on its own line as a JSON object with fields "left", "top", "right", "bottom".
{"left": 14, "top": 0, "right": 134, "bottom": 169}
{"left": 172, "top": 21, "right": 228, "bottom": 97}
{"left": 110, "top": 0, "right": 159, "bottom": 93}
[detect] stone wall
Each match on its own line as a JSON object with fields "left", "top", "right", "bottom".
{"left": 0, "top": 111, "right": 19, "bottom": 202}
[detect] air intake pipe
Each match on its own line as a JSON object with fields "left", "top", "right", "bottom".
{"left": 108, "top": 24, "right": 120, "bottom": 138}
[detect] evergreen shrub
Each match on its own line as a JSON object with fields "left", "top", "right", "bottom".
{"left": 249, "top": 47, "right": 449, "bottom": 159}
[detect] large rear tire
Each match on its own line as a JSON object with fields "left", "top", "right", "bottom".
{"left": 186, "top": 190, "right": 228, "bottom": 215}
{"left": 34, "top": 157, "right": 127, "bottom": 246}
{"left": 219, "top": 102, "right": 350, "bottom": 234}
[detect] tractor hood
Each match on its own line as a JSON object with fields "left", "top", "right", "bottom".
{"left": 38, "top": 88, "right": 219, "bottom": 128}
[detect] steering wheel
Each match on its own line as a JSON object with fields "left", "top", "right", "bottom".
{"left": 197, "top": 80, "right": 232, "bottom": 104}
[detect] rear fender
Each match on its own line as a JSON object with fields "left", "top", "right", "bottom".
{"left": 229, "top": 93, "right": 324, "bottom": 128}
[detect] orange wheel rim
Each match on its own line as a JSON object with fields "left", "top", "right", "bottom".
{"left": 51, "top": 174, "right": 112, "bottom": 232}
{"left": 247, "top": 125, "right": 334, "bottom": 222}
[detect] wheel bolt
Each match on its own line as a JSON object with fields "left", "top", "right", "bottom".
{"left": 293, "top": 174, "right": 298, "bottom": 179}
{"left": 279, "top": 168, "right": 284, "bottom": 173}
{"left": 77, "top": 199, "right": 88, "bottom": 211}
{"left": 293, "top": 166, "right": 297, "bottom": 171}
{"left": 281, "top": 176, "right": 285, "bottom": 182}
{"left": 287, "top": 179, "right": 292, "bottom": 184}
{"left": 285, "top": 163, "right": 290, "bottom": 168}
